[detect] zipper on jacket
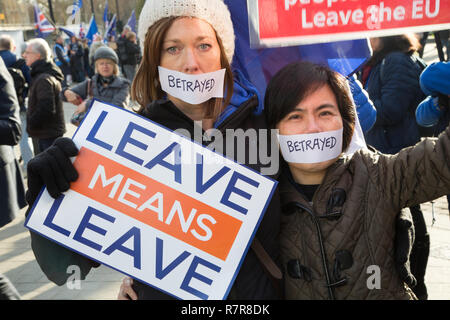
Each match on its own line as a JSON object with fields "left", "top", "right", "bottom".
{"left": 293, "top": 201, "right": 335, "bottom": 300}
{"left": 214, "top": 96, "right": 257, "bottom": 132}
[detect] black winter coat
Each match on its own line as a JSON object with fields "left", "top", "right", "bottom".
{"left": 27, "top": 60, "right": 66, "bottom": 139}
{"left": 123, "top": 39, "right": 140, "bottom": 66}
{"left": 69, "top": 42, "right": 84, "bottom": 68}
{"left": 0, "top": 59, "right": 26, "bottom": 228}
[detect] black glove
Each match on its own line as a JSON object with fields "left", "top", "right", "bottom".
{"left": 394, "top": 209, "right": 417, "bottom": 288}
{"left": 26, "top": 137, "right": 79, "bottom": 210}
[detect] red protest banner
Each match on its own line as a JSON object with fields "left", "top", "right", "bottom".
{"left": 248, "top": 0, "right": 450, "bottom": 47}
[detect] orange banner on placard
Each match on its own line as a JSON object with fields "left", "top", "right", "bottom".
{"left": 71, "top": 147, "right": 242, "bottom": 261}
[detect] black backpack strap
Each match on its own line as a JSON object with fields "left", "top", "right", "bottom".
{"left": 411, "top": 54, "right": 428, "bottom": 71}
{"left": 10, "top": 58, "right": 26, "bottom": 70}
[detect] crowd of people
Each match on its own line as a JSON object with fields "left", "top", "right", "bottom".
{"left": 58, "top": 27, "right": 142, "bottom": 86}
{"left": 0, "top": 0, "right": 449, "bottom": 301}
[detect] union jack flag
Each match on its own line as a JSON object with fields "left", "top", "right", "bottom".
{"left": 79, "top": 24, "right": 86, "bottom": 39}
{"left": 34, "top": 2, "right": 55, "bottom": 38}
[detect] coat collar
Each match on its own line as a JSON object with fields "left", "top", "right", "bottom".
{"left": 279, "top": 156, "right": 351, "bottom": 215}
{"left": 92, "top": 74, "right": 130, "bottom": 88}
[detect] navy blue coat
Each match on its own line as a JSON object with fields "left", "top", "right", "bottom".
{"left": 364, "top": 52, "right": 426, "bottom": 154}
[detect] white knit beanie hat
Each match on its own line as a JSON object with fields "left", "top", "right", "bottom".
{"left": 138, "top": 0, "right": 235, "bottom": 63}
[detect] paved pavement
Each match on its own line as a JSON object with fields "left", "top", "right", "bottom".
{"left": 1, "top": 38, "right": 449, "bottom": 300}
{"left": 2, "top": 101, "right": 126, "bottom": 300}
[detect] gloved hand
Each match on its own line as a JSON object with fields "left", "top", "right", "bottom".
{"left": 347, "top": 74, "right": 377, "bottom": 132}
{"left": 26, "top": 137, "right": 79, "bottom": 209}
{"left": 394, "top": 209, "right": 417, "bottom": 288}
{"left": 415, "top": 96, "right": 442, "bottom": 128}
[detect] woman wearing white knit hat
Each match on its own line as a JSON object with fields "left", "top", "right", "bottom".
{"left": 132, "top": 0, "right": 236, "bottom": 125}
{"left": 23, "top": 0, "right": 282, "bottom": 301}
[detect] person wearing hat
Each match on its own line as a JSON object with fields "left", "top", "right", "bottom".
{"left": 25, "top": 0, "right": 282, "bottom": 300}
{"left": 61, "top": 46, "right": 131, "bottom": 126}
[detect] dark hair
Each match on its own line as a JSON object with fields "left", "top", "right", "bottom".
{"left": 264, "top": 61, "right": 356, "bottom": 152}
{"left": 368, "top": 33, "right": 421, "bottom": 66}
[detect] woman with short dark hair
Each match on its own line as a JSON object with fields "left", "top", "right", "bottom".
{"left": 265, "top": 61, "right": 450, "bottom": 300}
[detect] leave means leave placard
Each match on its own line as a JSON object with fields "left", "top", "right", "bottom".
{"left": 25, "top": 100, "right": 277, "bottom": 300}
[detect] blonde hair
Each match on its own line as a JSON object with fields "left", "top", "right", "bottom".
{"left": 131, "top": 17, "right": 234, "bottom": 120}
{"left": 95, "top": 59, "right": 120, "bottom": 76}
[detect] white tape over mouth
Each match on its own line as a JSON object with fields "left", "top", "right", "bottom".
{"left": 278, "top": 128, "right": 343, "bottom": 164}
{"left": 158, "top": 66, "right": 226, "bottom": 105}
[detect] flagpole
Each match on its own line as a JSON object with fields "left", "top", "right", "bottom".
{"left": 115, "top": 0, "right": 120, "bottom": 23}
{"left": 91, "top": 0, "right": 95, "bottom": 14}
{"left": 47, "top": 0, "right": 56, "bottom": 24}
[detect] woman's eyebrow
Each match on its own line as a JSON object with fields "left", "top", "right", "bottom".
{"left": 195, "top": 36, "right": 213, "bottom": 41}
{"left": 163, "top": 36, "right": 213, "bottom": 43}
{"left": 290, "top": 103, "right": 337, "bottom": 113}
{"left": 163, "top": 39, "right": 181, "bottom": 44}
{"left": 316, "top": 103, "right": 338, "bottom": 111}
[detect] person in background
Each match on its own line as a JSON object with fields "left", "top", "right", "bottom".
{"left": 437, "top": 30, "right": 450, "bottom": 61}
{"left": 53, "top": 35, "right": 71, "bottom": 87}
{"left": 61, "top": 46, "right": 130, "bottom": 126}
{"left": 362, "top": 34, "right": 426, "bottom": 153}
{"left": 0, "top": 57, "right": 26, "bottom": 300}
{"left": 0, "top": 35, "right": 33, "bottom": 172}
{"left": 89, "top": 34, "right": 106, "bottom": 70}
{"left": 23, "top": 38, "right": 65, "bottom": 154}
{"left": 121, "top": 31, "right": 141, "bottom": 81}
{"left": 361, "top": 33, "right": 429, "bottom": 300}
{"left": 107, "top": 35, "right": 118, "bottom": 53}
{"left": 68, "top": 36, "right": 85, "bottom": 83}
{"left": 116, "top": 25, "right": 131, "bottom": 73}
{"left": 0, "top": 35, "right": 31, "bottom": 85}
{"left": 416, "top": 61, "right": 450, "bottom": 215}
{"left": 417, "top": 32, "right": 429, "bottom": 58}
{"left": 81, "top": 38, "right": 94, "bottom": 78}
